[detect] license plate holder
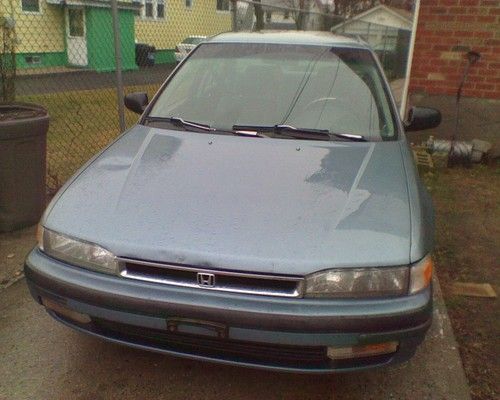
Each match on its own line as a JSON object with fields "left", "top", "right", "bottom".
{"left": 166, "top": 318, "right": 228, "bottom": 339}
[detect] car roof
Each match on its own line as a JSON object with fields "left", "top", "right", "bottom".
{"left": 208, "top": 31, "right": 368, "bottom": 49}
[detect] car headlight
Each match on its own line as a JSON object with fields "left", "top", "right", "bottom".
{"left": 38, "top": 226, "right": 119, "bottom": 274}
{"left": 304, "top": 256, "right": 433, "bottom": 298}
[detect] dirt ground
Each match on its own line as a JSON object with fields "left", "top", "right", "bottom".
{"left": 0, "top": 226, "right": 35, "bottom": 289}
{"left": 422, "top": 158, "right": 500, "bottom": 400}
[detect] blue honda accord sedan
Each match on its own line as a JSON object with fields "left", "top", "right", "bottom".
{"left": 25, "top": 31, "right": 440, "bottom": 373}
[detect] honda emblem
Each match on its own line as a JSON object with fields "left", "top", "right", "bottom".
{"left": 197, "top": 272, "right": 215, "bottom": 288}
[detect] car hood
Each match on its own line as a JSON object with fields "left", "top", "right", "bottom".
{"left": 45, "top": 125, "right": 412, "bottom": 276}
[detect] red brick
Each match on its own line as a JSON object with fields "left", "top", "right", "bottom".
{"left": 432, "top": 44, "right": 451, "bottom": 51}
{"left": 485, "top": 38, "right": 500, "bottom": 45}
{"left": 428, "top": 6, "right": 449, "bottom": 14}
{"left": 437, "top": 14, "right": 457, "bottom": 21}
{"left": 448, "top": 6, "right": 467, "bottom": 14}
{"left": 466, "top": 6, "right": 486, "bottom": 13}
{"left": 457, "top": 15, "right": 476, "bottom": 21}
{"left": 473, "top": 46, "right": 494, "bottom": 54}
{"left": 459, "top": 0, "right": 480, "bottom": 5}
{"left": 472, "top": 31, "right": 494, "bottom": 38}
{"left": 461, "top": 88, "right": 485, "bottom": 96}
{"left": 474, "top": 83, "right": 494, "bottom": 89}
{"left": 481, "top": 0, "right": 500, "bottom": 6}
{"left": 476, "top": 15, "right": 497, "bottom": 22}
{"left": 440, "top": 37, "right": 461, "bottom": 45}
{"left": 438, "top": 66, "right": 461, "bottom": 73}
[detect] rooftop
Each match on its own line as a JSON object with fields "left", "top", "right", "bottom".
{"left": 209, "top": 31, "right": 367, "bottom": 48}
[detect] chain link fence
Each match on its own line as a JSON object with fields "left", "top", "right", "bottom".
{"left": 0, "top": 0, "right": 415, "bottom": 193}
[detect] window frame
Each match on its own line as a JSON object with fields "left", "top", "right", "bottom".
{"left": 141, "top": 0, "right": 166, "bottom": 20}
{"left": 216, "top": 0, "right": 230, "bottom": 13}
{"left": 66, "top": 7, "right": 86, "bottom": 39}
{"left": 25, "top": 55, "right": 42, "bottom": 66}
{"left": 156, "top": 0, "right": 165, "bottom": 19}
{"left": 21, "top": 0, "right": 42, "bottom": 14}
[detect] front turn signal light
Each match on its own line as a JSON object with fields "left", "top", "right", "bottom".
{"left": 409, "top": 255, "right": 433, "bottom": 294}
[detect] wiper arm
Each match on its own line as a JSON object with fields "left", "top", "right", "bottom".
{"left": 232, "top": 124, "right": 331, "bottom": 141}
{"left": 331, "top": 132, "right": 367, "bottom": 142}
{"left": 145, "top": 116, "right": 215, "bottom": 132}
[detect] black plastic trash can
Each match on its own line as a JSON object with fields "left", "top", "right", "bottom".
{"left": 135, "top": 43, "right": 156, "bottom": 67}
{"left": 0, "top": 103, "right": 49, "bottom": 232}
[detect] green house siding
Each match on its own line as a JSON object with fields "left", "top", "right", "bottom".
{"left": 16, "top": 52, "right": 67, "bottom": 69}
{"left": 155, "top": 49, "right": 176, "bottom": 65}
{"left": 85, "top": 7, "right": 137, "bottom": 72}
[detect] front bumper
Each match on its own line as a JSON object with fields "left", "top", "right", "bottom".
{"left": 25, "top": 249, "right": 432, "bottom": 373}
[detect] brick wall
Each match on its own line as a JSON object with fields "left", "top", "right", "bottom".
{"left": 409, "top": 0, "right": 500, "bottom": 99}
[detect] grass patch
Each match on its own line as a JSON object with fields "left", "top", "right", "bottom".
{"left": 20, "top": 84, "right": 161, "bottom": 190}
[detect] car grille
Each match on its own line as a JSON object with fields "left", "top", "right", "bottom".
{"left": 118, "top": 258, "right": 304, "bottom": 298}
{"left": 92, "top": 318, "right": 329, "bottom": 368}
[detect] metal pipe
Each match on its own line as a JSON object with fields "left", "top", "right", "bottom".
{"left": 231, "top": 0, "right": 238, "bottom": 32}
{"left": 111, "top": 0, "right": 126, "bottom": 133}
{"left": 448, "top": 50, "right": 481, "bottom": 166}
{"left": 400, "top": 0, "right": 421, "bottom": 118}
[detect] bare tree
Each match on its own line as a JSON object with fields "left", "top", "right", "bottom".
{"left": 254, "top": 0, "right": 265, "bottom": 31}
{"left": 281, "top": 0, "right": 310, "bottom": 30}
{"left": 334, "top": 0, "right": 415, "bottom": 18}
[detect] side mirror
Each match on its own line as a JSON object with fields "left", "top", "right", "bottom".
{"left": 405, "top": 107, "right": 441, "bottom": 132}
{"left": 124, "top": 92, "right": 149, "bottom": 115}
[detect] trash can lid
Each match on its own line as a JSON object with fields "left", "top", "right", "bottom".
{"left": 0, "top": 103, "right": 49, "bottom": 140}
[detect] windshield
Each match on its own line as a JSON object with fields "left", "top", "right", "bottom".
{"left": 149, "top": 43, "right": 396, "bottom": 140}
{"left": 182, "top": 37, "right": 205, "bottom": 45}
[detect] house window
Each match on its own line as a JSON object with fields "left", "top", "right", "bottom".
{"left": 145, "top": 0, "right": 154, "bottom": 18}
{"left": 142, "top": 0, "right": 165, "bottom": 19}
{"left": 133, "top": 0, "right": 141, "bottom": 16}
{"left": 216, "top": 0, "right": 229, "bottom": 12}
{"left": 68, "top": 9, "right": 85, "bottom": 37}
{"left": 21, "top": 0, "right": 40, "bottom": 13}
{"left": 185, "top": 0, "right": 193, "bottom": 8}
{"left": 157, "top": 0, "right": 165, "bottom": 18}
{"left": 25, "top": 55, "right": 42, "bottom": 65}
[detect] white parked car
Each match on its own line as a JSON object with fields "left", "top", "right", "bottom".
{"left": 174, "top": 36, "right": 206, "bottom": 63}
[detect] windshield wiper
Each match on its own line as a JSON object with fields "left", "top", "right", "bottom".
{"left": 231, "top": 124, "right": 367, "bottom": 142}
{"left": 232, "top": 124, "right": 331, "bottom": 141}
{"left": 145, "top": 116, "right": 215, "bottom": 132}
{"left": 145, "top": 117, "right": 265, "bottom": 137}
